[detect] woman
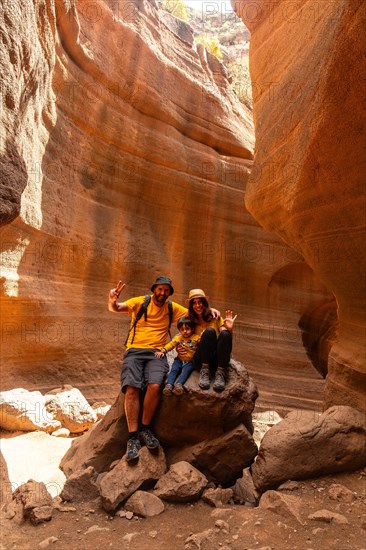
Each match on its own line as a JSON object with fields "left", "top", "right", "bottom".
{"left": 186, "top": 289, "right": 237, "bottom": 392}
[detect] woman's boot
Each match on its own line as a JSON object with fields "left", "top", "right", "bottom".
{"left": 213, "top": 367, "right": 226, "bottom": 392}
{"left": 199, "top": 367, "right": 210, "bottom": 390}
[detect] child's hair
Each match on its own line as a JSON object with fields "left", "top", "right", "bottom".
{"left": 177, "top": 316, "right": 195, "bottom": 331}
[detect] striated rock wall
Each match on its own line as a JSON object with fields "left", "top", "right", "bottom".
{"left": 1, "top": 0, "right": 334, "bottom": 410}
{"left": 234, "top": 0, "right": 366, "bottom": 410}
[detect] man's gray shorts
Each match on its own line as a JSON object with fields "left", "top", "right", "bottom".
{"left": 121, "top": 348, "right": 169, "bottom": 393}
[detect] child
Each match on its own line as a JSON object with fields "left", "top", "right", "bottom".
{"left": 155, "top": 316, "right": 200, "bottom": 395}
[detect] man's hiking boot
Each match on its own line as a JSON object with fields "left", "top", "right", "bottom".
{"left": 139, "top": 428, "right": 160, "bottom": 450}
{"left": 199, "top": 367, "right": 210, "bottom": 390}
{"left": 126, "top": 437, "right": 141, "bottom": 462}
{"left": 163, "top": 383, "right": 173, "bottom": 396}
{"left": 213, "top": 367, "right": 226, "bottom": 392}
{"left": 173, "top": 383, "right": 184, "bottom": 395}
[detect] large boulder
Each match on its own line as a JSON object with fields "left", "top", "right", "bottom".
{"left": 166, "top": 424, "right": 257, "bottom": 485}
{"left": 9, "top": 480, "right": 53, "bottom": 525}
{"left": 155, "top": 360, "right": 257, "bottom": 445}
{"left": 124, "top": 490, "right": 165, "bottom": 517}
{"left": 60, "top": 393, "right": 128, "bottom": 477}
{"left": 153, "top": 461, "right": 208, "bottom": 503}
{"left": 45, "top": 386, "right": 97, "bottom": 433}
{"left": 97, "top": 447, "right": 167, "bottom": 512}
{"left": 60, "top": 466, "right": 99, "bottom": 502}
{"left": 251, "top": 406, "right": 366, "bottom": 492}
{"left": 0, "top": 388, "right": 61, "bottom": 433}
{"left": 60, "top": 359, "right": 258, "bottom": 485}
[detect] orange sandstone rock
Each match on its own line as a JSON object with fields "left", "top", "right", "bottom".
{"left": 234, "top": 0, "right": 366, "bottom": 410}
{"left": 0, "top": 0, "right": 335, "bottom": 411}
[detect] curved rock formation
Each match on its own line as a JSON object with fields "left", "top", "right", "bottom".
{"left": 1, "top": 0, "right": 336, "bottom": 411}
{"left": 0, "top": 0, "right": 252, "bottom": 398}
{"left": 234, "top": 0, "right": 366, "bottom": 410}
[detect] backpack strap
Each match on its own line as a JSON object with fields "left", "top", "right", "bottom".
{"left": 167, "top": 300, "right": 173, "bottom": 340}
{"left": 124, "top": 295, "right": 151, "bottom": 347}
{"left": 124, "top": 296, "right": 174, "bottom": 347}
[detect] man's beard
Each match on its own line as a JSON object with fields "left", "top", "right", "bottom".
{"left": 154, "top": 294, "right": 167, "bottom": 304}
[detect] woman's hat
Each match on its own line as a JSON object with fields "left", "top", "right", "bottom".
{"left": 151, "top": 276, "right": 174, "bottom": 295}
{"left": 186, "top": 289, "right": 209, "bottom": 304}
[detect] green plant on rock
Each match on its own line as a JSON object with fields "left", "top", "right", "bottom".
{"left": 161, "top": 0, "right": 188, "bottom": 21}
{"left": 228, "top": 55, "right": 252, "bottom": 107}
{"left": 195, "top": 34, "right": 224, "bottom": 60}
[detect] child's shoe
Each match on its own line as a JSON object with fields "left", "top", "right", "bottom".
{"left": 173, "top": 383, "right": 184, "bottom": 395}
{"left": 163, "top": 384, "right": 173, "bottom": 396}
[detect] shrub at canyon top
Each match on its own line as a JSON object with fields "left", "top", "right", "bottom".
{"left": 162, "top": 0, "right": 188, "bottom": 21}
{"left": 195, "top": 34, "right": 224, "bottom": 60}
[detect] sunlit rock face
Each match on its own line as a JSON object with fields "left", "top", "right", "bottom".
{"left": 1, "top": 0, "right": 334, "bottom": 410}
{"left": 234, "top": 0, "right": 366, "bottom": 410}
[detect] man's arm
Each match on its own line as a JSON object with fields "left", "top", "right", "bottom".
{"left": 155, "top": 335, "right": 180, "bottom": 359}
{"left": 211, "top": 307, "right": 221, "bottom": 319}
{"left": 108, "top": 281, "right": 129, "bottom": 313}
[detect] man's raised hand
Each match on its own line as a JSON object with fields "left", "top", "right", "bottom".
{"left": 110, "top": 281, "right": 125, "bottom": 301}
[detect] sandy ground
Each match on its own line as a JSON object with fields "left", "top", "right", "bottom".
{"left": 1, "top": 430, "right": 366, "bottom": 550}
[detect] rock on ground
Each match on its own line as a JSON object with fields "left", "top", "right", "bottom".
{"left": 45, "top": 386, "right": 97, "bottom": 433}
{"left": 154, "top": 461, "right": 208, "bottom": 503}
{"left": 251, "top": 406, "right": 366, "bottom": 491}
{"left": 0, "top": 388, "right": 61, "bottom": 433}
{"left": 124, "top": 491, "right": 164, "bottom": 517}
{"left": 98, "top": 447, "right": 167, "bottom": 512}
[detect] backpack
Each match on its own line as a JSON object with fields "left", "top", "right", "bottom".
{"left": 124, "top": 294, "right": 173, "bottom": 347}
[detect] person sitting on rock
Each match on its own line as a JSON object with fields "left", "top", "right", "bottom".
{"left": 155, "top": 316, "right": 201, "bottom": 396}
{"left": 187, "top": 289, "right": 237, "bottom": 392}
{"left": 108, "top": 278, "right": 220, "bottom": 462}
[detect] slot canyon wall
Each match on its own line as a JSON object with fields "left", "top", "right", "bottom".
{"left": 1, "top": 0, "right": 340, "bottom": 411}
{"left": 234, "top": 0, "right": 366, "bottom": 410}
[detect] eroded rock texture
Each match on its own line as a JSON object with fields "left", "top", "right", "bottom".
{"left": 1, "top": 0, "right": 336, "bottom": 410}
{"left": 234, "top": 0, "right": 366, "bottom": 410}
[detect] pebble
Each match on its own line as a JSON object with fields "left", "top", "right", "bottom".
{"left": 116, "top": 510, "right": 126, "bottom": 518}
{"left": 58, "top": 506, "right": 77, "bottom": 513}
{"left": 122, "top": 533, "right": 139, "bottom": 542}
{"left": 38, "top": 537, "right": 59, "bottom": 549}
{"left": 215, "top": 520, "right": 229, "bottom": 532}
{"left": 125, "top": 511, "right": 134, "bottom": 520}
{"left": 84, "top": 525, "right": 110, "bottom": 535}
{"left": 149, "top": 530, "right": 158, "bottom": 538}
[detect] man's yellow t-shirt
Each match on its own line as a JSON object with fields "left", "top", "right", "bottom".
{"left": 124, "top": 296, "right": 188, "bottom": 350}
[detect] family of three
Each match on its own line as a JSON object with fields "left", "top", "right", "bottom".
{"left": 108, "top": 276, "right": 237, "bottom": 462}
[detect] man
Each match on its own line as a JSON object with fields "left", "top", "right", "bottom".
{"left": 108, "top": 276, "right": 187, "bottom": 461}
